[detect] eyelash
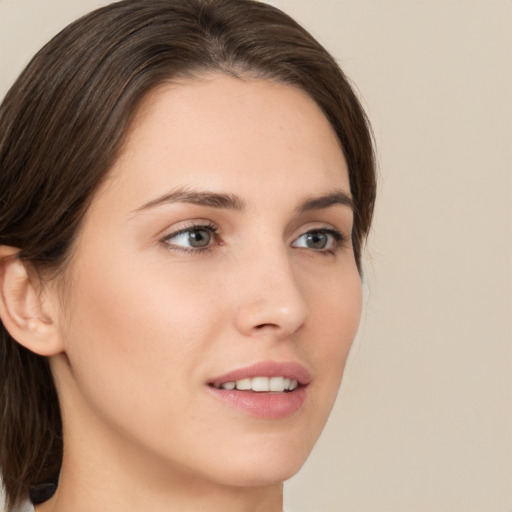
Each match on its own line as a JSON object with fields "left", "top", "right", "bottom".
{"left": 161, "top": 221, "right": 220, "bottom": 254}
{"left": 296, "top": 228, "right": 347, "bottom": 254}
{"left": 160, "top": 223, "right": 348, "bottom": 255}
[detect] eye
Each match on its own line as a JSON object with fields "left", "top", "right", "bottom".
{"left": 162, "top": 223, "right": 218, "bottom": 252}
{"left": 291, "top": 229, "right": 343, "bottom": 252}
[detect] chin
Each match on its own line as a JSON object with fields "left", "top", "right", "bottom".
{"left": 214, "top": 459, "right": 307, "bottom": 489}
{"left": 202, "top": 428, "right": 319, "bottom": 488}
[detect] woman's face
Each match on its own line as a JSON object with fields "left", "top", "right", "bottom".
{"left": 51, "top": 74, "right": 362, "bottom": 489}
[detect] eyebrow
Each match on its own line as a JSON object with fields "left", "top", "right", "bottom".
{"left": 296, "top": 189, "right": 354, "bottom": 214}
{"left": 132, "top": 187, "right": 354, "bottom": 214}
{"left": 133, "top": 188, "right": 247, "bottom": 213}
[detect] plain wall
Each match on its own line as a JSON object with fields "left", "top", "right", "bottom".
{"left": 1, "top": 0, "right": 511, "bottom": 511}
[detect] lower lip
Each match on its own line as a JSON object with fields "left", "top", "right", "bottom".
{"left": 207, "top": 386, "right": 307, "bottom": 419}
{"left": 208, "top": 386, "right": 307, "bottom": 419}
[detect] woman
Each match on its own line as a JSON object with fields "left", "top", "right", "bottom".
{"left": 0, "top": 1, "right": 376, "bottom": 511}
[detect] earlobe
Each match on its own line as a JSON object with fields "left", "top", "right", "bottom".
{"left": 0, "top": 246, "right": 64, "bottom": 356}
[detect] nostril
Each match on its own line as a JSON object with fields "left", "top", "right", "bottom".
{"left": 255, "top": 323, "right": 278, "bottom": 330}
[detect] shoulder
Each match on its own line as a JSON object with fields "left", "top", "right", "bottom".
{"left": 11, "top": 501, "right": 35, "bottom": 512}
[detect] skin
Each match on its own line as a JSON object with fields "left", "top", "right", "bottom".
{"left": 33, "top": 74, "right": 363, "bottom": 512}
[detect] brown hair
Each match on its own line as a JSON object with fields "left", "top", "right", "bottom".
{"left": 0, "top": 0, "right": 376, "bottom": 508}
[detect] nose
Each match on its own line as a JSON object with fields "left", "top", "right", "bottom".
{"left": 233, "top": 247, "right": 309, "bottom": 339}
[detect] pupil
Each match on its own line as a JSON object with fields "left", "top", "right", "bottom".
{"left": 189, "top": 229, "right": 211, "bottom": 247}
{"left": 307, "top": 232, "right": 327, "bottom": 249}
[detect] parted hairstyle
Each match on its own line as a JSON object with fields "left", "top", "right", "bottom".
{"left": 0, "top": 0, "right": 376, "bottom": 508}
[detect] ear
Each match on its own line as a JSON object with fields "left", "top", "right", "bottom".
{"left": 0, "top": 246, "right": 64, "bottom": 356}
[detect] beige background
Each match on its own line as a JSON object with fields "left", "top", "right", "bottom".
{"left": 1, "top": 0, "right": 511, "bottom": 511}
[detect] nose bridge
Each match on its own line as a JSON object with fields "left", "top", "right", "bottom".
{"left": 233, "top": 240, "right": 309, "bottom": 337}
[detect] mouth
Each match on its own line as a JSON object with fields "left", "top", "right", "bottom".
{"left": 210, "top": 376, "right": 299, "bottom": 393}
{"left": 206, "top": 361, "right": 310, "bottom": 419}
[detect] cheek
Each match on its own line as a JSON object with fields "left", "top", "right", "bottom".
{"left": 305, "top": 266, "right": 362, "bottom": 396}
{"left": 308, "top": 260, "right": 362, "bottom": 345}
{"left": 66, "top": 248, "right": 221, "bottom": 347}
{"left": 58, "top": 253, "right": 224, "bottom": 427}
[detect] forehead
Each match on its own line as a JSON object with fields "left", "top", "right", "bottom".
{"left": 100, "top": 74, "right": 350, "bottom": 212}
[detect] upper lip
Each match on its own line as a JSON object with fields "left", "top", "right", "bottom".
{"left": 208, "top": 360, "right": 311, "bottom": 388}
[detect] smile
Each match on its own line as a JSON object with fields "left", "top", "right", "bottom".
{"left": 207, "top": 361, "right": 310, "bottom": 418}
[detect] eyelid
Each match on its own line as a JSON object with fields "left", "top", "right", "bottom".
{"left": 159, "top": 219, "right": 219, "bottom": 238}
{"left": 292, "top": 220, "right": 349, "bottom": 240}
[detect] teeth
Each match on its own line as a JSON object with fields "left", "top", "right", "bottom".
{"left": 252, "top": 376, "right": 269, "bottom": 392}
{"left": 219, "top": 376, "right": 298, "bottom": 392}
{"left": 235, "top": 378, "right": 251, "bottom": 390}
{"left": 269, "top": 376, "right": 285, "bottom": 392}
